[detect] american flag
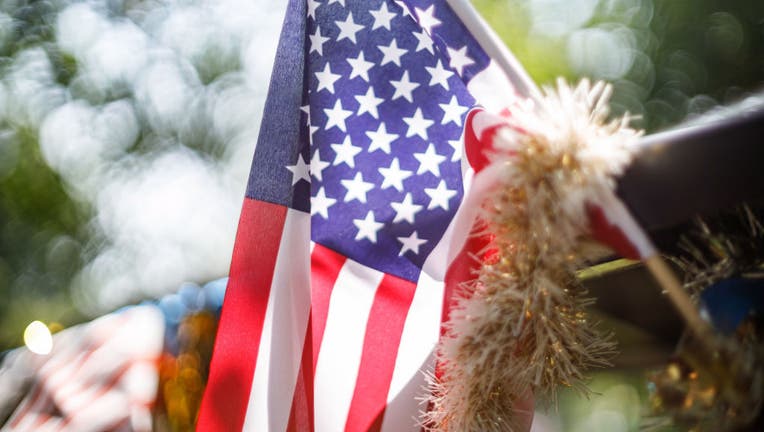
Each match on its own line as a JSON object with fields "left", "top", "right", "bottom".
{"left": 0, "top": 306, "right": 164, "bottom": 432}
{"left": 198, "top": 0, "right": 534, "bottom": 430}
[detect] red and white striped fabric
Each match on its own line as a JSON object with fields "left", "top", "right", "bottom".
{"left": 0, "top": 306, "right": 164, "bottom": 432}
{"left": 198, "top": 0, "right": 535, "bottom": 431}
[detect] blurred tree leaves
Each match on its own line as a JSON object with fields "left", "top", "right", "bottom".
{"left": 473, "top": 0, "right": 574, "bottom": 84}
{"left": 0, "top": 128, "right": 87, "bottom": 348}
{"left": 0, "top": 2, "right": 88, "bottom": 349}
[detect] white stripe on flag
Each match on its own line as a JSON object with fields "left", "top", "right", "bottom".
{"left": 466, "top": 62, "right": 520, "bottom": 113}
{"left": 314, "top": 259, "right": 385, "bottom": 432}
{"left": 381, "top": 269, "right": 445, "bottom": 432}
{"left": 242, "top": 208, "right": 312, "bottom": 432}
{"left": 65, "top": 391, "right": 128, "bottom": 432}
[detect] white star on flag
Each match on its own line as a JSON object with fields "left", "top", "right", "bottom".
{"left": 310, "top": 149, "right": 331, "bottom": 181}
{"left": 415, "top": 5, "right": 442, "bottom": 34}
{"left": 366, "top": 123, "right": 399, "bottom": 154}
{"left": 370, "top": 2, "right": 396, "bottom": 31}
{"left": 378, "top": 39, "right": 407, "bottom": 66}
{"left": 414, "top": 143, "right": 447, "bottom": 176}
{"left": 335, "top": 12, "right": 364, "bottom": 44}
{"left": 315, "top": 63, "right": 341, "bottom": 93}
{"left": 413, "top": 29, "right": 434, "bottom": 54}
{"left": 426, "top": 59, "right": 454, "bottom": 90}
{"left": 355, "top": 87, "right": 384, "bottom": 119}
{"left": 391, "top": 70, "right": 421, "bottom": 102}
{"left": 425, "top": 179, "right": 458, "bottom": 210}
{"left": 286, "top": 154, "right": 310, "bottom": 185}
{"left": 379, "top": 158, "right": 413, "bottom": 191}
{"left": 397, "top": 231, "right": 428, "bottom": 255}
{"left": 402, "top": 108, "right": 434, "bottom": 139}
{"left": 347, "top": 52, "right": 375, "bottom": 82}
{"left": 353, "top": 211, "right": 384, "bottom": 243}
{"left": 323, "top": 99, "right": 353, "bottom": 132}
{"left": 439, "top": 96, "right": 469, "bottom": 126}
{"left": 309, "top": 27, "right": 329, "bottom": 55}
{"left": 341, "top": 172, "right": 375, "bottom": 203}
{"left": 448, "top": 138, "right": 463, "bottom": 162}
{"left": 390, "top": 192, "right": 424, "bottom": 224}
{"left": 330, "top": 136, "right": 362, "bottom": 168}
{"left": 307, "top": 0, "right": 320, "bottom": 20}
{"left": 311, "top": 187, "right": 337, "bottom": 219}
{"left": 447, "top": 45, "right": 475, "bottom": 76}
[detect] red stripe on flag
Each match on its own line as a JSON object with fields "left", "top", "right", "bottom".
{"left": 464, "top": 109, "right": 510, "bottom": 174}
{"left": 442, "top": 227, "right": 494, "bottom": 324}
{"left": 586, "top": 203, "right": 641, "bottom": 260}
{"left": 286, "top": 315, "right": 314, "bottom": 432}
{"left": 464, "top": 110, "right": 491, "bottom": 173}
{"left": 286, "top": 244, "right": 347, "bottom": 432}
{"left": 197, "top": 198, "right": 287, "bottom": 432}
{"left": 344, "top": 274, "right": 418, "bottom": 432}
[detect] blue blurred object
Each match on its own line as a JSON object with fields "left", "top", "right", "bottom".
{"left": 701, "top": 277, "right": 764, "bottom": 335}
{"left": 157, "top": 278, "right": 227, "bottom": 355}
{"left": 202, "top": 278, "right": 228, "bottom": 311}
{"left": 158, "top": 293, "right": 185, "bottom": 325}
{"left": 178, "top": 282, "right": 205, "bottom": 312}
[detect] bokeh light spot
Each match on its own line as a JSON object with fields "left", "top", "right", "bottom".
{"left": 705, "top": 12, "right": 745, "bottom": 62}
{"left": 23, "top": 320, "right": 53, "bottom": 355}
{"left": 530, "top": 0, "right": 599, "bottom": 37}
{"left": 567, "top": 26, "right": 636, "bottom": 79}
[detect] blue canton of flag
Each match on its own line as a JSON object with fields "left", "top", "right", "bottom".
{"left": 303, "top": 0, "right": 489, "bottom": 281}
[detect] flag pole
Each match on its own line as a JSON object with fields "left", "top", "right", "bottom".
{"left": 594, "top": 189, "right": 716, "bottom": 349}
{"left": 643, "top": 254, "right": 716, "bottom": 343}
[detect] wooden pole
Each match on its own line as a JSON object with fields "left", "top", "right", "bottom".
{"left": 644, "top": 255, "right": 716, "bottom": 347}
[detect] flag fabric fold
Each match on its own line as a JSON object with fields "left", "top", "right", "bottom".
{"left": 198, "top": 0, "right": 533, "bottom": 430}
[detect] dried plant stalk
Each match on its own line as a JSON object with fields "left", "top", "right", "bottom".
{"left": 426, "top": 80, "right": 642, "bottom": 431}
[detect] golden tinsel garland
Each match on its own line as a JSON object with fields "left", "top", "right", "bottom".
{"left": 425, "top": 80, "right": 642, "bottom": 431}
